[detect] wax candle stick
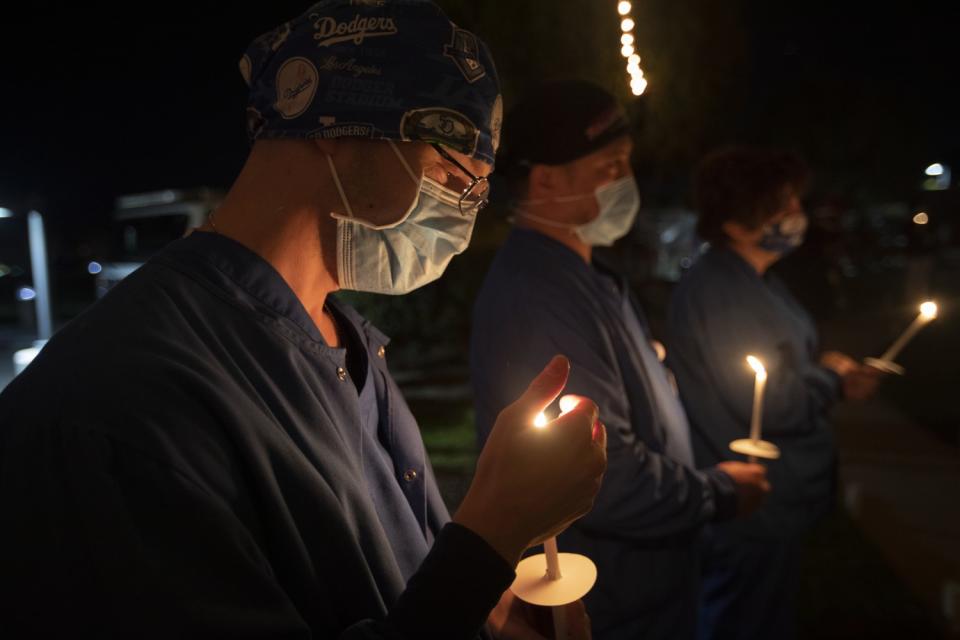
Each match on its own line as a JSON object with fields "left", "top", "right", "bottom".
{"left": 880, "top": 301, "right": 938, "bottom": 363}
{"left": 519, "top": 397, "right": 597, "bottom": 638}
{"left": 542, "top": 537, "right": 566, "bottom": 637}
{"left": 746, "top": 355, "right": 767, "bottom": 452}
{"left": 729, "top": 355, "right": 780, "bottom": 462}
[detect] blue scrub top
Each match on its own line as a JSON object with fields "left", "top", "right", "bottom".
{"left": 666, "top": 246, "right": 841, "bottom": 539}
{"left": 0, "top": 231, "right": 512, "bottom": 638}
{"left": 471, "top": 228, "right": 737, "bottom": 637}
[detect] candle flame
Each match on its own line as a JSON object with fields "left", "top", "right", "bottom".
{"left": 920, "top": 301, "right": 938, "bottom": 320}
{"left": 559, "top": 395, "right": 580, "bottom": 415}
{"left": 533, "top": 412, "right": 548, "bottom": 429}
{"left": 746, "top": 355, "right": 767, "bottom": 379}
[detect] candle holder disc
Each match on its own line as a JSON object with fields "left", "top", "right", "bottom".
{"left": 730, "top": 438, "right": 781, "bottom": 460}
{"left": 512, "top": 552, "right": 597, "bottom": 607}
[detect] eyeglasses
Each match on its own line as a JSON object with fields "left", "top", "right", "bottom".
{"left": 430, "top": 143, "right": 490, "bottom": 216}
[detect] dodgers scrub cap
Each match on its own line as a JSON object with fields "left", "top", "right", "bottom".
{"left": 240, "top": 0, "right": 503, "bottom": 165}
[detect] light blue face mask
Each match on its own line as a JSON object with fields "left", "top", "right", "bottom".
{"left": 328, "top": 140, "right": 477, "bottom": 295}
{"left": 758, "top": 212, "right": 808, "bottom": 255}
{"left": 515, "top": 176, "right": 641, "bottom": 247}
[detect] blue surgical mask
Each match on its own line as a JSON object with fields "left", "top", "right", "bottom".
{"left": 758, "top": 212, "right": 808, "bottom": 255}
{"left": 328, "top": 140, "right": 476, "bottom": 295}
{"left": 515, "top": 176, "right": 641, "bottom": 246}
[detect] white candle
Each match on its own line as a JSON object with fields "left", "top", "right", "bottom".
{"left": 543, "top": 536, "right": 562, "bottom": 580}
{"left": 533, "top": 396, "right": 582, "bottom": 639}
{"left": 543, "top": 538, "right": 566, "bottom": 637}
{"left": 746, "top": 356, "right": 767, "bottom": 463}
{"left": 534, "top": 397, "right": 581, "bottom": 582}
{"left": 880, "top": 301, "right": 938, "bottom": 362}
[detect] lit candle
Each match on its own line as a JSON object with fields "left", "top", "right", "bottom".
{"left": 536, "top": 398, "right": 581, "bottom": 567}
{"left": 880, "top": 301, "right": 938, "bottom": 363}
{"left": 746, "top": 355, "right": 767, "bottom": 446}
{"left": 729, "top": 356, "right": 780, "bottom": 462}
{"left": 532, "top": 395, "right": 583, "bottom": 638}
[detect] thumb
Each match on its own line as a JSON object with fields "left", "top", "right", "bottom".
{"left": 513, "top": 355, "right": 570, "bottom": 424}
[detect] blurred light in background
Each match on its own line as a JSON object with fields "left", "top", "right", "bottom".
{"left": 87, "top": 261, "right": 103, "bottom": 275}
{"left": 17, "top": 287, "right": 37, "bottom": 302}
{"left": 922, "top": 163, "right": 951, "bottom": 191}
{"left": 617, "top": 3, "right": 647, "bottom": 96}
{"left": 913, "top": 212, "right": 929, "bottom": 225}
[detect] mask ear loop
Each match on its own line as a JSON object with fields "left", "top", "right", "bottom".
{"left": 510, "top": 190, "right": 596, "bottom": 231}
{"left": 326, "top": 154, "right": 355, "bottom": 220}
{"left": 511, "top": 209, "right": 579, "bottom": 230}
{"left": 331, "top": 140, "right": 425, "bottom": 230}
{"left": 518, "top": 193, "right": 595, "bottom": 206}
{"left": 388, "top": 139, "right": 422, "bottom": 186}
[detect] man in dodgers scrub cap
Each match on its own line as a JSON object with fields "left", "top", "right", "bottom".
{"left": 0, "top": 1, "right": 607, "bottom": 638}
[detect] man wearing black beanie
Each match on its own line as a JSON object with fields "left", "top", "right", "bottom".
{"left": 471, "top": 80, "right": 770, "bottom": 639}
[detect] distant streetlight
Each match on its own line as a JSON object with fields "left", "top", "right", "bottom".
{"left": 27, "top": 211, "right": 53, "bottom": 341}
{"left": 922, "top": 163, "right": 951, "bottom": 191}
{"left": 913, "top": 212, "right": 929, "bottom": 225}
{"left": 0, "top": 207, "right": 53, "bottom": 341}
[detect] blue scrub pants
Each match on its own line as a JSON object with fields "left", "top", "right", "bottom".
{"left": 697, "top": 526, "right": 802, "bottom": 640}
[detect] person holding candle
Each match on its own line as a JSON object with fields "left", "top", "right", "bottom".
{"left": 0, "top": 4, "right": 607, "bottom": 638}
{"left": 471, "top": 80, "right": 770, "bottom": 640}
{"left": 665, "top": 146, "right": 883, "bottom": 640}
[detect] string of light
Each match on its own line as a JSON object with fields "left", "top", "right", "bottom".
{"left": 617, "top": 1, "right": 647, "bottom": 96}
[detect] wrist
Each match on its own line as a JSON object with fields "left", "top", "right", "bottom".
{"left": 453, "top": 501, "right": 526, "bottom": 567}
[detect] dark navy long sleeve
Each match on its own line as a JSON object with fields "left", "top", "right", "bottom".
{"left": 0, "top": 231, "right": 513, "bottom": 638}
{"left": 666, "top": 246, "right": 840, "bottom": 537}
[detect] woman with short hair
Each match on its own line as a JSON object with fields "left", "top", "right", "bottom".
{"left": 666, "top": 146, "right": 881, "bottom": 639}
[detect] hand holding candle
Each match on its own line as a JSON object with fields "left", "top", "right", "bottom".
{"left": 516, "top": 395, "right": 600, "bottom": 639}
{"left": 453, "top": 356, "right": 606, "bottom": 567}
{"left": 865, "top": 301, "right": 939, "bottom": 375}
{"left": 730, "top": 355, "right": 781, "bottom": 462}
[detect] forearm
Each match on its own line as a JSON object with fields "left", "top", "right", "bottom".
{"left": 385, "top": 523, "right": 515, "bottom": 639}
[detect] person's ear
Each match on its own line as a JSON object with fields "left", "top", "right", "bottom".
{"left": 527, "top": 164, "right": 560, "bottom": 199}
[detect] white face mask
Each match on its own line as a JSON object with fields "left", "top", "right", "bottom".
{"left": 515, "top": 176, "right": 641, "bottom": 247}
{"left": 328, "top": 140, "right": 477, "bottom": 295}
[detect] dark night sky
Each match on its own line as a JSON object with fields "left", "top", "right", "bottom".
{"left": 741, "top": 1, "right": 960, "bottom": 182}
{"left": 0, "top": 2, "right": 309, "bottom": 228}
{"left": 1, "top": 2, "right": 958, "bottom": 230}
